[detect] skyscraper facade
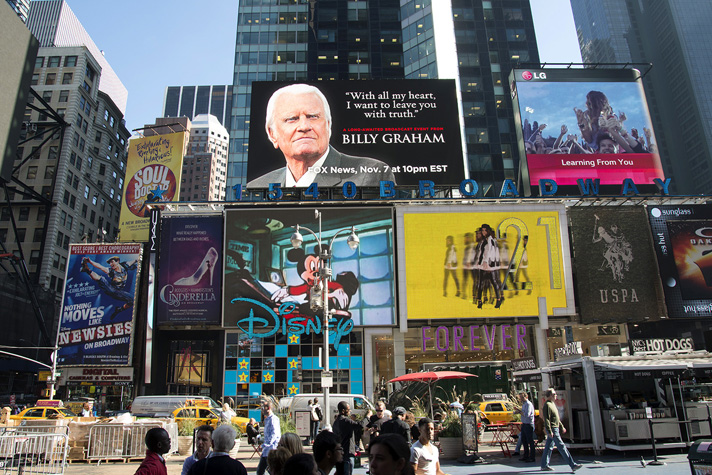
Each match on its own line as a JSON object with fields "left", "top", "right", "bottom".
{"left": 162, "top": 85, "right": 233, "bottom": 130}
{"left": 179, "top": 114, "right": 229, "bottom": 201}
{"left": 227, "top": 0, "right": 539, "bottom": 196}
{"left": 5, "top": 0, "right": 30, "bottom": 23}
{"left": 570, "top": 0, "right": 712, "bottom": 194}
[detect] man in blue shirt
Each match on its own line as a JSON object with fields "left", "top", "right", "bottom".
{"left": 181, "top": 425, "right": 212, "bottom": 475}
{"left": 518, "top": 392, "right": 536, "bottom": 463}
{"left": 257, "top": 400, "right": 281, "bottom": 475}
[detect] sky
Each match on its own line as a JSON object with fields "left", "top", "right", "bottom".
{"left": 63, "top": 0, "right": 582, "bottom": 133}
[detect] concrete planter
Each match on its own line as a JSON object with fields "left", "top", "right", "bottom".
{"left": 438, "top": 437, "right": 463, "bottom": 459}
{"left": 178, "top": 435, "right": 193, "bottom": 456}
{"left": 229, "top": 438, "right": 241, "bottom": 458}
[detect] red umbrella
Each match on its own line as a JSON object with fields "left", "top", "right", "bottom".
{"left": 389, "top": 371, "right": 478, "bottom": 419}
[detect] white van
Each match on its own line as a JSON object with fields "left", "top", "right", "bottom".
{"left": 130, "top": 395, "right": 221, "bottom": 417}
{"left": 288, "top": 393, "right": 375, "bottom": 437}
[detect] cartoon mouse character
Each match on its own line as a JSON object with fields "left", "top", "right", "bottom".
{"left": 271, "top": 245, "right": 359, "bottom": 317}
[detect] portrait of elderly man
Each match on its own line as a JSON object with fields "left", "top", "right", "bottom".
{"left": 247, "top": 84, "right": 396, "bottom": 188}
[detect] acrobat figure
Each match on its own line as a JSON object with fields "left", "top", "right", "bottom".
{"left": 592, "top": 215, "right": 633, "bottom": 283}
{"left": 81, "top": 255, "right": 138, "bottom": 320}
{"left": 443, "top": 235, "right": 460, "bottom": 297}
{"left": 476, "top": 224, "right": 504, "bottom": 309}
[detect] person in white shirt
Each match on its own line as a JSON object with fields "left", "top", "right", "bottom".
{"left": 443, "top": 236, "right": 460, "bottom": 298}
{"left": 410, "top": 418, "right": 448, "bottom": 475}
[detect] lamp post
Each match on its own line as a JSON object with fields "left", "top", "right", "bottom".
{"left": 290, "top": 210, "right": 359, "bottom": 423}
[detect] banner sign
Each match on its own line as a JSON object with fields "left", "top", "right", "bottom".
{"left": 630, "top": 337, "right": 694, "bottom": 355}
{"left": 569, "top": 207, "right": 665, "bottom": 322}
{"left": 58, "top": 243, "right": 142, "bottom": 366}
{"left": 246, "top": 80, "right": 464, "bottom": 188}
{"left": 157, "top": 215, "right": 223, "bottom": 325}
{"left": 553, "top": 341, "right": 583, "bottom": 361}
{"left": 223, "top": 207, "right": 395, "bottom": 335}
{"left": 512, "top": 356, "right": 537, "bottom": 372}
{"left": 510, "top": 68, "right": 664, "bottom": 188}
{"left": 648, "top": 205, "right": 712, "bottom": 317}
{"left": 118, "top": 131, "right": 186, "bottom": 242}
{"left": 398, "top": 204, "right": 574, "bottom": 319}
{"left": 60, "top": 367, "right": 133, "bottom": 384}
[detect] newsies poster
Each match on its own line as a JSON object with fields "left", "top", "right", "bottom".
{"left": 246, "top": 80, "right": 464, "bottom": 188}
{"left": 57, "top": 243, "right": 142, "bottom": 366}
{"left": 648, "top": 204, "right": 712, "bottom": 317}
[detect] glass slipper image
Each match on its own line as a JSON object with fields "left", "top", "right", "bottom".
{"left": 174, "top": 247, "right": 219, "bottom": 286}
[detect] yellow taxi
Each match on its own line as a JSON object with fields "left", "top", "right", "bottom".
{"left": 10, "top": 400, "right": 76, "bottom": 421}
{"left": 477, "top": 400, "right": 515, "bottom": 425}
{"left": 172, "top": 400, "right": 249, "bottom": 434}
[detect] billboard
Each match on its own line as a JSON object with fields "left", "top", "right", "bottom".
{"left": 118, "top": 131, "right": 186, "bottom": 242}
{"left": 569, "top": 207, "right": 665, "bottom": 323}
{"left": 57, "top": 243, "right": 142, "bottom": 366}
{"left": 223, "top": 207, "right": 395, "bottom": 331}
{"left": 397, "top": 205, "right": 574, "bottom": 319}
{"left": 510, "top": 68, "right": 664, "bottom": 187}
{"left": 648, "top": 205, "right": 712, "bottom": 317}
{"left": 246, "top": 80, "right": 464, "bottom": 188}
{"left": 157, "top": 215, "right": 223, "bottom": 325}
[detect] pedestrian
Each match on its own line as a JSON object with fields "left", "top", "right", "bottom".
{"left": 314, "top": 430, "right": 343, "bottom": 475}
{"left": 188, "top": 425, "right": 247, "bottom": 475}
{"left": 283, "top": 453, "right": 320, "bottom": 475}
{"left": 410, "top": 418, "right": 447, "bottom": 475}
{"left": 333, "top": 401, "right": 371, "bottom": 475}
{"left": 449, "top": 398, "right": 464, "bottom": 417}
{"left": 540, "top": 388, "right": 582, "bottom": 472}
{"left": 134, "top": 427, "right": 171, "bottom": 475}
{"left": 257, "top": 400, "right": 281, "bottom": 475}
{"left": 309, "top": 397, "right": 322, "bottom": 444}
{"left": 181, "top": 424, "right": 213, "bottom": 475}
{"left": 368, "top": 401, "right": 389, "bottom": 438}
{"left": 268, "top": 447, "right": 292, "bottom": 475}
{"left": 380, "top": 406, "right": 411, "bottom": 444}
{"left": 279, "top": 432, "right": 305, "bottom": 455}
{"left": 517, "top": 392, "right": 536, "bottom": 463}
{"left": 368, "top": 434, "right": 414, "bottom": 475}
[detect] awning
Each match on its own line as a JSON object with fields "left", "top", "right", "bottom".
{"left": 511, "top": 369, "right": 542, "bottom": 382}
{"left": 593, "top": 359, "right": 688, "bottom": 379}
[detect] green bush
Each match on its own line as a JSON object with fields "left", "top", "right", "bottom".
{"left": 438, "top": 410, "right": 462, "bottom": 438}
{"left": 177, "top": 419, "right": 197, "bottom": 436}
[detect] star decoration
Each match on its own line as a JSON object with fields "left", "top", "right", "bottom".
{"left": 263, "top": 372, "right": 274, "bottom": 382}
{"left": 288, "top": 384, "right": 298, "bottom": 395}
{"left": 238, "top": 359, "right": 249, "bottom": 369}
{"left": 150, "top": 187, "right": 166, "bottom": 200}
{"left": 238, "top": 372, "right": 248, "bottom": 382}
{"left": 288, "top": 359, "right": 298, "bottom": 369}
{"left": 288, "top": 334, "right": 299, "bottom": 344}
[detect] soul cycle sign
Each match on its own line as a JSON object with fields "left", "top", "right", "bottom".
{"left": 229, "top": 298, "right": 353, "bottom": 350}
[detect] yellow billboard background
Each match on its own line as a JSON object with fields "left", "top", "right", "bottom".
{"left": 403, "top": 208, "right": 570, "bottom": 319}
{"left": 118, "top": 131, "right": 186, "bottom": 242}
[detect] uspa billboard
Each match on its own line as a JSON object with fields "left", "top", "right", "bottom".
{"left": 223, "top": 207, "right": 395, "bottom": 329}
{"left": 569, "top": 207, "right": 665, "bottom": 323}
{"left": 118, "top": 131, "right": 186, "bottom": 242}
{"left": 157, "top": 215, "right": 223, "bottom": 325}
{"left": 246, "top": 80, "right": 464, "bottom": 188}
{"left": 397, "top": 205, "right": 575, "bottom": 319}
{"left": 648, "top": 205, "right": 712, "bottom": 317}
{"left": 510, "top": 68, "right": 664, "bottom": 187}
{"left": 57, "top": 243, "right": 142, "bottom": 366}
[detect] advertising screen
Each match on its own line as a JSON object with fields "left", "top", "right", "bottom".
{"left": 157, "top": 215, "right": 223, "bottom": 325}
{"left": 118, "top": 131, "right": 186, "bottom": 242}
{"left": 246, "top": 80, "right": 464, "bottom": 188}
{"left": 648, "top": 205, "right": 712, "bottom": 317}
{"left": 223, "top": 207, "right": 395, "bottom": 330}
{"left": 569, "top": 207, "right": 665, "bottom": 323}
{"left": 510, "top": 68, "right": 664, "bottom": 187}
{"left": 57, "top": 243, "right": 142, "bottom": 366}
{"left": 398, "top": 205, "right": 574, "bottom": 319}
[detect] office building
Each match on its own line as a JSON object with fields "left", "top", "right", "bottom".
{"left": 26, "top": 0, "right": 128, "bottom": 114}
{"left": 227, "top": 0, "right": 539, "bottom": 196}
{"left": 5, "top": 0, "right": 30, "bottom": 23}
{"left": 162, "top": 85, "right": 233, "bottom": 130}
{"left": 180, "top": 114, "right": 229, "bottom": 201}
{"left": 570, "top": 0, "right": 712, "bottom": 194}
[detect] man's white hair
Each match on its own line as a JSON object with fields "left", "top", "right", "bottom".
{"left": 265, "top": 84, "right": 332, "bottom": 139}
{"left": 212, "top": 425, "right": 236, "bottom": 452}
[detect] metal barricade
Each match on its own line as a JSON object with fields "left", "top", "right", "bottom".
{"left": 1, "top": 421, "right": 70, "bottom": 437}
{"left": 87, "top": 422, "right": 178, "bottom": 462}
{"left": 0, "top": 432, "right": 69, "bottom": 475}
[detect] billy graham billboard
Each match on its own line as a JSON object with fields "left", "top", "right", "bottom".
{"left": 648, "top": 205, "right": 712, "bottom": 317}
{"left": 397, "top": 204, "right": 575, "bottom": 319}
{"left": 510, "top": 68, "right": 664, "bottom": 190}
{"left": 245, "top": 80, "right": 464, "bottom": 188}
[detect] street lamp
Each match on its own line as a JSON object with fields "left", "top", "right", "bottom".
{"left": 290, "top": 210, "right": 359, "bottom": 422}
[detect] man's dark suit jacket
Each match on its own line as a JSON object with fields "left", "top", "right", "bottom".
{"left": 246, "top": 146, "right": 396, "bottom": 188}
{"left": 188, "top": 454, "right": 247, "bottom": 475}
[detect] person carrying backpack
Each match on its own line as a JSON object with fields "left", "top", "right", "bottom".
{"left": 309, "top": 398, "right": 323, "bottom": 444}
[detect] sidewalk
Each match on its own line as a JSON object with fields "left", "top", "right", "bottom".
{"left": 63, "top": 439, "right": 695, "bottom": 475}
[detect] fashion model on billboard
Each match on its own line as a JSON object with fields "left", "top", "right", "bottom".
{"left": 443, "top": 235, "right": 460, "bottom": 297}
{"left": 80, "top": 255, "right": 138, "bottom": 320}
{"left": 475, "top": 224, "right": 503, "bottom": 308}
{"left": 246, "top": 84, "right": 396, "bottom": 188}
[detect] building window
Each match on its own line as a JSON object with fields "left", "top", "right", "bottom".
{"left": 31, "top": 73, "right": 39, "bottom": 85}
{"left": 45, "top": 73, "right": 56, "bottom": 85}
{"left": 30, "top": 250, "right": 40, "bottom": 266}
{"left": 85, "top": 66, "right": 96, "bottom": 82}
{"left": 15, "top": 228, "right": 26, "bottom": 242}
{"left": 35, "top": 57, "right": 44, "bottom": 68}
{"left": 26, "top": 166, "right": 38, "bottom": 179}
{"left": 59, "top": 90, "right": 69, "bottom": 102}
{"left": 82, "top": 81, "right": 91, "bottom": 92}
{"left": 18, "top": 207, "right": 29, "bottom": 221}
{"left": 64, "top": 56, "right": 77, "bottom": 67}
{"left": 48, "top": 56, "right": 60, "bottom": 68}
{"left": 48, "top": 146, "right": 58, "bottom": 161}
{"left": 42, "top": 90, "right": 52, "bottom": 102}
